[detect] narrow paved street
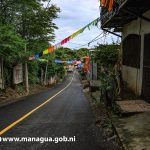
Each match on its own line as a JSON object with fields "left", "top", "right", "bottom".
{"left": 0, "top": 72, "right": 116, "bottom": 150}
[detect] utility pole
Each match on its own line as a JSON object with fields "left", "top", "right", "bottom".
{"left": 25, "top": 44, "right": 29, "bottom": 93}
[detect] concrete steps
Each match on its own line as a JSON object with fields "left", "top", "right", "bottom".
{"left": 116, "top": 100, "right": 150, "bottom": 114}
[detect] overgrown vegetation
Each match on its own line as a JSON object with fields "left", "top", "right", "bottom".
{"left": 75, "top": 48, "right": 89, "bottom": 60}
{"left": 94, "top": 43, "right": 120, "bottom": 107}
{"left": 0, "top": 25, "right": 25, "bottom": 64}
{"left": 0, "top": 0, "right": 60, "bottom": 87}
{"left": 0, "top": 0, "right": 91, "bottom": 95}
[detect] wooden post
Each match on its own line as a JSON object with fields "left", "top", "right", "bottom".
{"left": 44, "top": 61, "right": 48, "bottom": 86}
{"left": 92, "top": 61, "right": 93, "bottom": 80}
{"left": 1, "top": 58, "right": 4, "bottom": 89}
{"left": 25, "top": 44, "right": 29, "bottom": 93}
{"left": 41, "top": 67, "right": 44, "bottom": 85}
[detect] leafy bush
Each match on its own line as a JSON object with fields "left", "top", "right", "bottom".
{"left": 28, "top": 61, "right": 40, "bottom": 84}
{"left": 94, "top": 44, "right": 120, "bottom": 107}
{"left": 0, "top": 25, "right": 25, "bottom": 64}
{"left": 95, "top": 44, "right": 119, "bottom": 67}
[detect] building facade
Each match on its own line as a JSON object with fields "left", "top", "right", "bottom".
{"left": 100, "top": 0, "right": 150, "bottom": 102}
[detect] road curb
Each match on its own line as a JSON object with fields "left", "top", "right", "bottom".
{"left": 107, "top": 112, "right": 126, "bottom": 150}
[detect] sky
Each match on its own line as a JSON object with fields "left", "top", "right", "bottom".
{"left": 49, "top": 0, "right": 119, "bottom": 49}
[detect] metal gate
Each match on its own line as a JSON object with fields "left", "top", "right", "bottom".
{"left": 142, "top": 33, "right": 150, "bottom": 102}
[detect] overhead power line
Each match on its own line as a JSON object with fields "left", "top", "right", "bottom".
{"left": 73, "top": 32, "right": 105, "bottom": 49}
{"left": 88, "top": 32, "right": 103, "bottom": 46}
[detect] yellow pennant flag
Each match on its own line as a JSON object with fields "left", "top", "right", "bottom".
{"left": 70, "top": 28, "right": 85, "bottom": 39}
{"left": 70, "top": 31, "right": 79, "bottom": 39}
{"left": 43, "top": 49, "right": 48, "bottom": 55}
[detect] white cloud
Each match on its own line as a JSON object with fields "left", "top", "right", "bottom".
{"left": 49, "top": 0, "right": 117, "bottom": 49}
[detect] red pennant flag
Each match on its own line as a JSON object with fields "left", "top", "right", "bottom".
{"left": 48, "top": 46, "right": 54, "bottom": 53}
{"left": 61, "top": 37, "right": 70, "bottom": 45}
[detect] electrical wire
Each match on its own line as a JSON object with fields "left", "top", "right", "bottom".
{"left": 69, "top": 42, "right": 84, "bottom": 46}
{"left": 73, "top": 32, "right": 106, "bottom": 49}
{"left": 88, "top": 32, "right": 103, "bottom": 46}
{"left": 55, "top": 32, "right": 104, "bottom": 49}
{"left": 73, "top": 43, "right": 89, "bottom": 49}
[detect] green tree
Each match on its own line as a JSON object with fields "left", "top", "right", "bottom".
{"left": 0, "top": 0, "right": 60, "bottom": 55}
{"left": 55, "top": 47, "right": 76, "bottom": 60}
{"left": 0, "top": 0, "right": 60, "bottom": 86}
{"left": 95, "top": 44, "right": 119, "bottom": 67}
{"left": 94, "top": 43, "right": 120, "bottom": 107}
{"left": 76, "top": 48, "right": 89, "bottom": 60}
{"left": 0, "top": 25, "right": 25, "bottom": 64}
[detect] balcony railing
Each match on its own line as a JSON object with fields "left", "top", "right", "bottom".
{"left": 101, "top": 0, "right": 128, "bottom": 27}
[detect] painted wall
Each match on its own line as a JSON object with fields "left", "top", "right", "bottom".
{"left": 122, "top": 10, "right": 150, "bottom": 95}
{"left": 122, "top": 65, "right": 140, "bottom": 94}
{"left": 13, "top": 63, "right": 23, "bottom": 85}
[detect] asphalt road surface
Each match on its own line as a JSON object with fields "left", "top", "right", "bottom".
{"left": 0, "top": 72, "right": 117, "bottom": 150}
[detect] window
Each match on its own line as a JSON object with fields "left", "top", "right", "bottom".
{"left": 122, "top": 34, "right": 141, "bottom": 68}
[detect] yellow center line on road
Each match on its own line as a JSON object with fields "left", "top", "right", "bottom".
{"left": 0, "top": 74, "right": 74, "bottom": 136}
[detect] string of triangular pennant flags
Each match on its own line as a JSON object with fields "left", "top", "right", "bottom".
{"left": 29, "top": 17, "right": 99, "bottom": 61}
{"left": 38, "top": 59, "right": 81, "bottom": 65}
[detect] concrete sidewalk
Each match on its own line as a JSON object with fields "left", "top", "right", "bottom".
{"left": 116, "top": 100, "right": 150, "bottom": 113}
{"left": 91, "top": 90, "right": 150, "bottom": 150}
{"left": 112, "top": 112, "right": 150, "bottom": 150}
